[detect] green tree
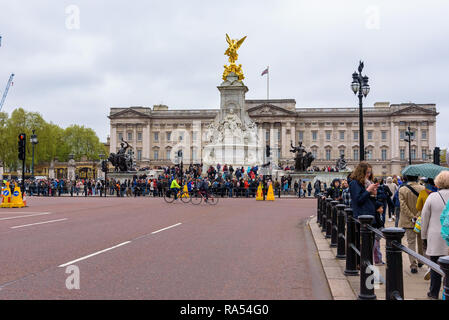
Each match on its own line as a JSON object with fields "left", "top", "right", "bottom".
{"left": 0, "top": 108, "right": 107, "bottom": 170}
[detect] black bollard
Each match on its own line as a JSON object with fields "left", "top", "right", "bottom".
{"left": 317, "top": 196, "right": 322, "bottom": 227}
{"left": 358, "top": 215, "right": 376, "bottom": 300}
{"left": 330, "top": 201, "right": 339, "bottom": 247}
{"left": 325, "top": 198, "right": 333, "bottom": 239}
{"left": 344, "top": 208, "right": 358, "bottom": 275}
{"left": 383, "top": 227, "right": 406, "bottom": 300}
{"left": 322, "top": 198, "right": 332, "bottom": 233}
{"left": 336, "top": 204, "right": 347, "bottom": 259}
{"left": 355, "top": 219, "right": 361, "bottom": 270}
{"left": 438, "top": 256, "right": 449, "bottom": 301}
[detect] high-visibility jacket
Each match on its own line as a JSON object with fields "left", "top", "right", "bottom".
{"left": 170, "top": 179, "right": 180, "bottom": 189}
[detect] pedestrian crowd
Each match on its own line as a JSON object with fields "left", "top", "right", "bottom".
{"left": 1, "top": 163, "right": 316, "bottom": 199}
{"left": 320, "top": 161, "right": 449, "bottom": 300}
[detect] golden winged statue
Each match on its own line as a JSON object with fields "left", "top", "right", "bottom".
{"left": 223, "top": 34, "right": 247, "bottom": 81}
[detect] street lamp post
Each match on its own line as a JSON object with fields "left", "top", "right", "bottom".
{"left": 404, "top": 126, "right": 413, "bottom": 165}
{"left": 30, "top": 130, "right": 38, "bottom": 178}
{"left": 351, "top": 61, "right": 370, "bottom": 162}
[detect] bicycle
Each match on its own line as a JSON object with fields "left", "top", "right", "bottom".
{"left": 163, "top": 188, "right": 191, "bottom": 204}
{"left": 191, "top": 189, "right": 219, "bottom": 205}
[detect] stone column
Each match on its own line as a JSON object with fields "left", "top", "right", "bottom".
{"left": 429, "top": 121, "right": 436, "bottom": 151}
{"left": 110, "top": 124, "right": 117, "bottom": 154}
{"left": 281, "top": 123, "right": 287, "bottom": 159}
{"left": 67, "top": 159, "right": 76, "bottom": 181}
{"left": 143, "top": 121, "right": 151, "bottom": 160}
{"left": 49, "top": 160, "right": 55, "bottom": 179}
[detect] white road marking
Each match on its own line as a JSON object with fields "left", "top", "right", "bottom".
{"left": 0, "top": 212, "right": 49, "bottom": 215}
{"left": 0, "top": 212, "right": 52, "bottom": 221}
{"left": 58, "top": 241, "right": 131, "bottom": 268}
{"left": 151, "top": 223, "right": 182, "bottom": 234}
{"left": 10, "top": 218, "right": 68, "bottom": 229}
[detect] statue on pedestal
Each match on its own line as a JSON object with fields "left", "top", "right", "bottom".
{"left": 108, "top": 139, "right": 136, "bottom": 172}
{"left": 290, "top": 141, "right": 315, "bottom": 172}
{"left": 336, "top": 154, "right": 347, "bottom": 171}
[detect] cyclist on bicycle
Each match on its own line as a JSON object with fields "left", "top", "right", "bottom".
{"left": 170, "top": 177, "right": 181, "bottom": 200}
{"left": 199, "top": 178, "right": 210, "bottom": 202}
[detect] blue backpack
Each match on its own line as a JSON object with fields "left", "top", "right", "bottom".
{"left": 440, "top": 195, "right": 449, "bottom": 246}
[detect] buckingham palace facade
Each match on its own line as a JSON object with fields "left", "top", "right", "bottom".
{"left": 108, "top": 100, "right": 438, "bottom": 176}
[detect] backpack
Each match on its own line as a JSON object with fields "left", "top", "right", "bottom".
{"left": 438, "top": 193, "right": 449, "bottom": 246}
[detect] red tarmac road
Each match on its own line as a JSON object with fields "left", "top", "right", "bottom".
{"left": 0, "top": 197, "right": 331, "bottom": 299}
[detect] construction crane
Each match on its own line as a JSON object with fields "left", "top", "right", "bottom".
{"left": 0, "top": 73, "right": 14, "bottom": 112}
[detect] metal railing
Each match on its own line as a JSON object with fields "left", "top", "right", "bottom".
{"left": 316, "top": 195, "right": 449, "bottom": 300}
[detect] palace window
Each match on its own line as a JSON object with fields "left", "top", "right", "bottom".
{"left": 179, "top": 132, "right": 184, "bottom": 142}
{"left": 192, "top": 132, "right": 197, "bottom": 142}
{"left": 353, "top": 149, "right": 359, "bottom": 161}
{"left": 137, "top": 132, "right": 142, "bottom": 141}
{"left": 381, "top": 149, "right": 387, "bottom": 161}
{"left": 422, "top": 130, "right": 427, "bottom": 140}
{"left": 411, "top": 148, "right": 416, "bottom": 160}
{"left": 154, "top": 132, "right": 159, "bottom": 142}
{"left": 312, "top": 131, "right": 317, "bottom": 141}
{"left": 325, "top": 131, "right": 331, "bottom": 141}
{"left": 266, "top": 130, "right": 270, "bottom": 142}
{"left": 422, "top": 149, "right": 428, "bottom": 160}
{"left": 166, "top": 149, "right": 171, "bottom": 160}
{"left": 166, "top": 132, "right": 171, "bottom": 141}
{"left": 366, "top": 149, "right": 373, "bottom": 160}
{"left": 400, "top": 149, "right": 405, "bottom": 160}
{"left": 325, "top": 149, "right": 331, "bottom": 160}
{"left": 339, "top": 149, "right": 345, "bottom": 157}
{"left": 298, "top": 131, "right": 304, "bottom": 141}
{"left": 353, "top": 131, "right": 358, "bottom": 140}
{"left": 128, "top": 132, "right": 133, "bottom": 140}
{"left": 367, "top": 131, "right": 373, "bottom": 140}
{"left": 400, "top": 130, "right": 405, "bottom": 140}
{"left": 137, "top": 150, "right": 142, "bottom": 161}
{"left": 312, "top": 148, "right": 317, "bottom": 159}
{"left": 381, "top": 131, "right": 387, "bottom": 141}
{"left": 118, "top": 132, "right": 123, "bottom": 141}
{"left": 154, "top": 150, "right": 159, "bottom": 160}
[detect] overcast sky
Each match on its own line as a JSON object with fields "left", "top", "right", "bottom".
{"left": 0, "top": 0, "right": 448, "bottom": 148}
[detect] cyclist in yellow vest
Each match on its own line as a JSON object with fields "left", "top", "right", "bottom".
{"left": 170, "top": 178, "right": 181, "bottom": 199}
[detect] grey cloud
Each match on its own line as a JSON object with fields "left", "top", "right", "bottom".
{"left": 0, "top": 0, "right": 447, "bottom": 148}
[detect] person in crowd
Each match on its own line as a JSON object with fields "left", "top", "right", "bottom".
{"left": 398, "top": 174, "right": 426, "bottom": 274}
{"left": 386, "top": 177, "right": 398, "bottom": 221}
{"left": 326, "top": 179, "right": 343, "bottom": 202}
{"left": 341, "top": 179, "right": 351, "bottom": 207}
{"left": 349, "top": 162, "right": 384, "bottom": 265}
{"left": 375, "top": 178, "right": 391, "bottom": 223}
{"left": 421, "top": 171, "right": 449, "bottom": 299}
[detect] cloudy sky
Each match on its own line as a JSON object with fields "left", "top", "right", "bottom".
{"left": 0, "top": 0, "right": 448, "bottom": 148}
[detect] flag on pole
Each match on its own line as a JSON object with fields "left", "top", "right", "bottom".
{"left": 261, "top": 67, "right": 268, "bottom": 76}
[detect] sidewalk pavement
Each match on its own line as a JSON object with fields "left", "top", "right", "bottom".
{"left": 308, "top": 216, "right": 441, "bottom": 300}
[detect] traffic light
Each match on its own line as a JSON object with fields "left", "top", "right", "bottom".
{"left": 266, "top": 145, "right": 271, "bottom": 158}
{"left": 101, "top": 160, "right": 108, "bottom": 173}
{"left": 434, "top": 147, "right": 441, "bottom": 165}
{"left": 18, "top": 133, "right": 26, "bottom": 160}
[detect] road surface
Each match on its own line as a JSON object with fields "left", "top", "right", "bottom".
{"left": 0, "top": 197, "right": 331, "bottom": 299}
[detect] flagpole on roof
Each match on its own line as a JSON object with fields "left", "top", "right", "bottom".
{"left": 267, "top": 66, "right": 269, "bottom": 100}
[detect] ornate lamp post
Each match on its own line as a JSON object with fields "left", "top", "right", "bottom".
{"left": 351, "top": 61, "right": 370, "bottom": 162}
{"left": 404, "top": 126, "right": 414, "bottom": 165}
{"left": 30, "top": 130, "right": 38, "bottom": 178}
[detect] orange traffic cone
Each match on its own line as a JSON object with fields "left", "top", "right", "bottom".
{"left": 23, "top": 193, "right": 27, "bottom": 207}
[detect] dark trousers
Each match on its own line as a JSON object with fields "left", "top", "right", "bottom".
{"left": 430, "top": 255, "right": 443, "bottom": 298}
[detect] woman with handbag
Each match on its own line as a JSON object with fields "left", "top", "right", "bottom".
{"left": 421, "top": 171, "right": 449, "bottom": 299}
